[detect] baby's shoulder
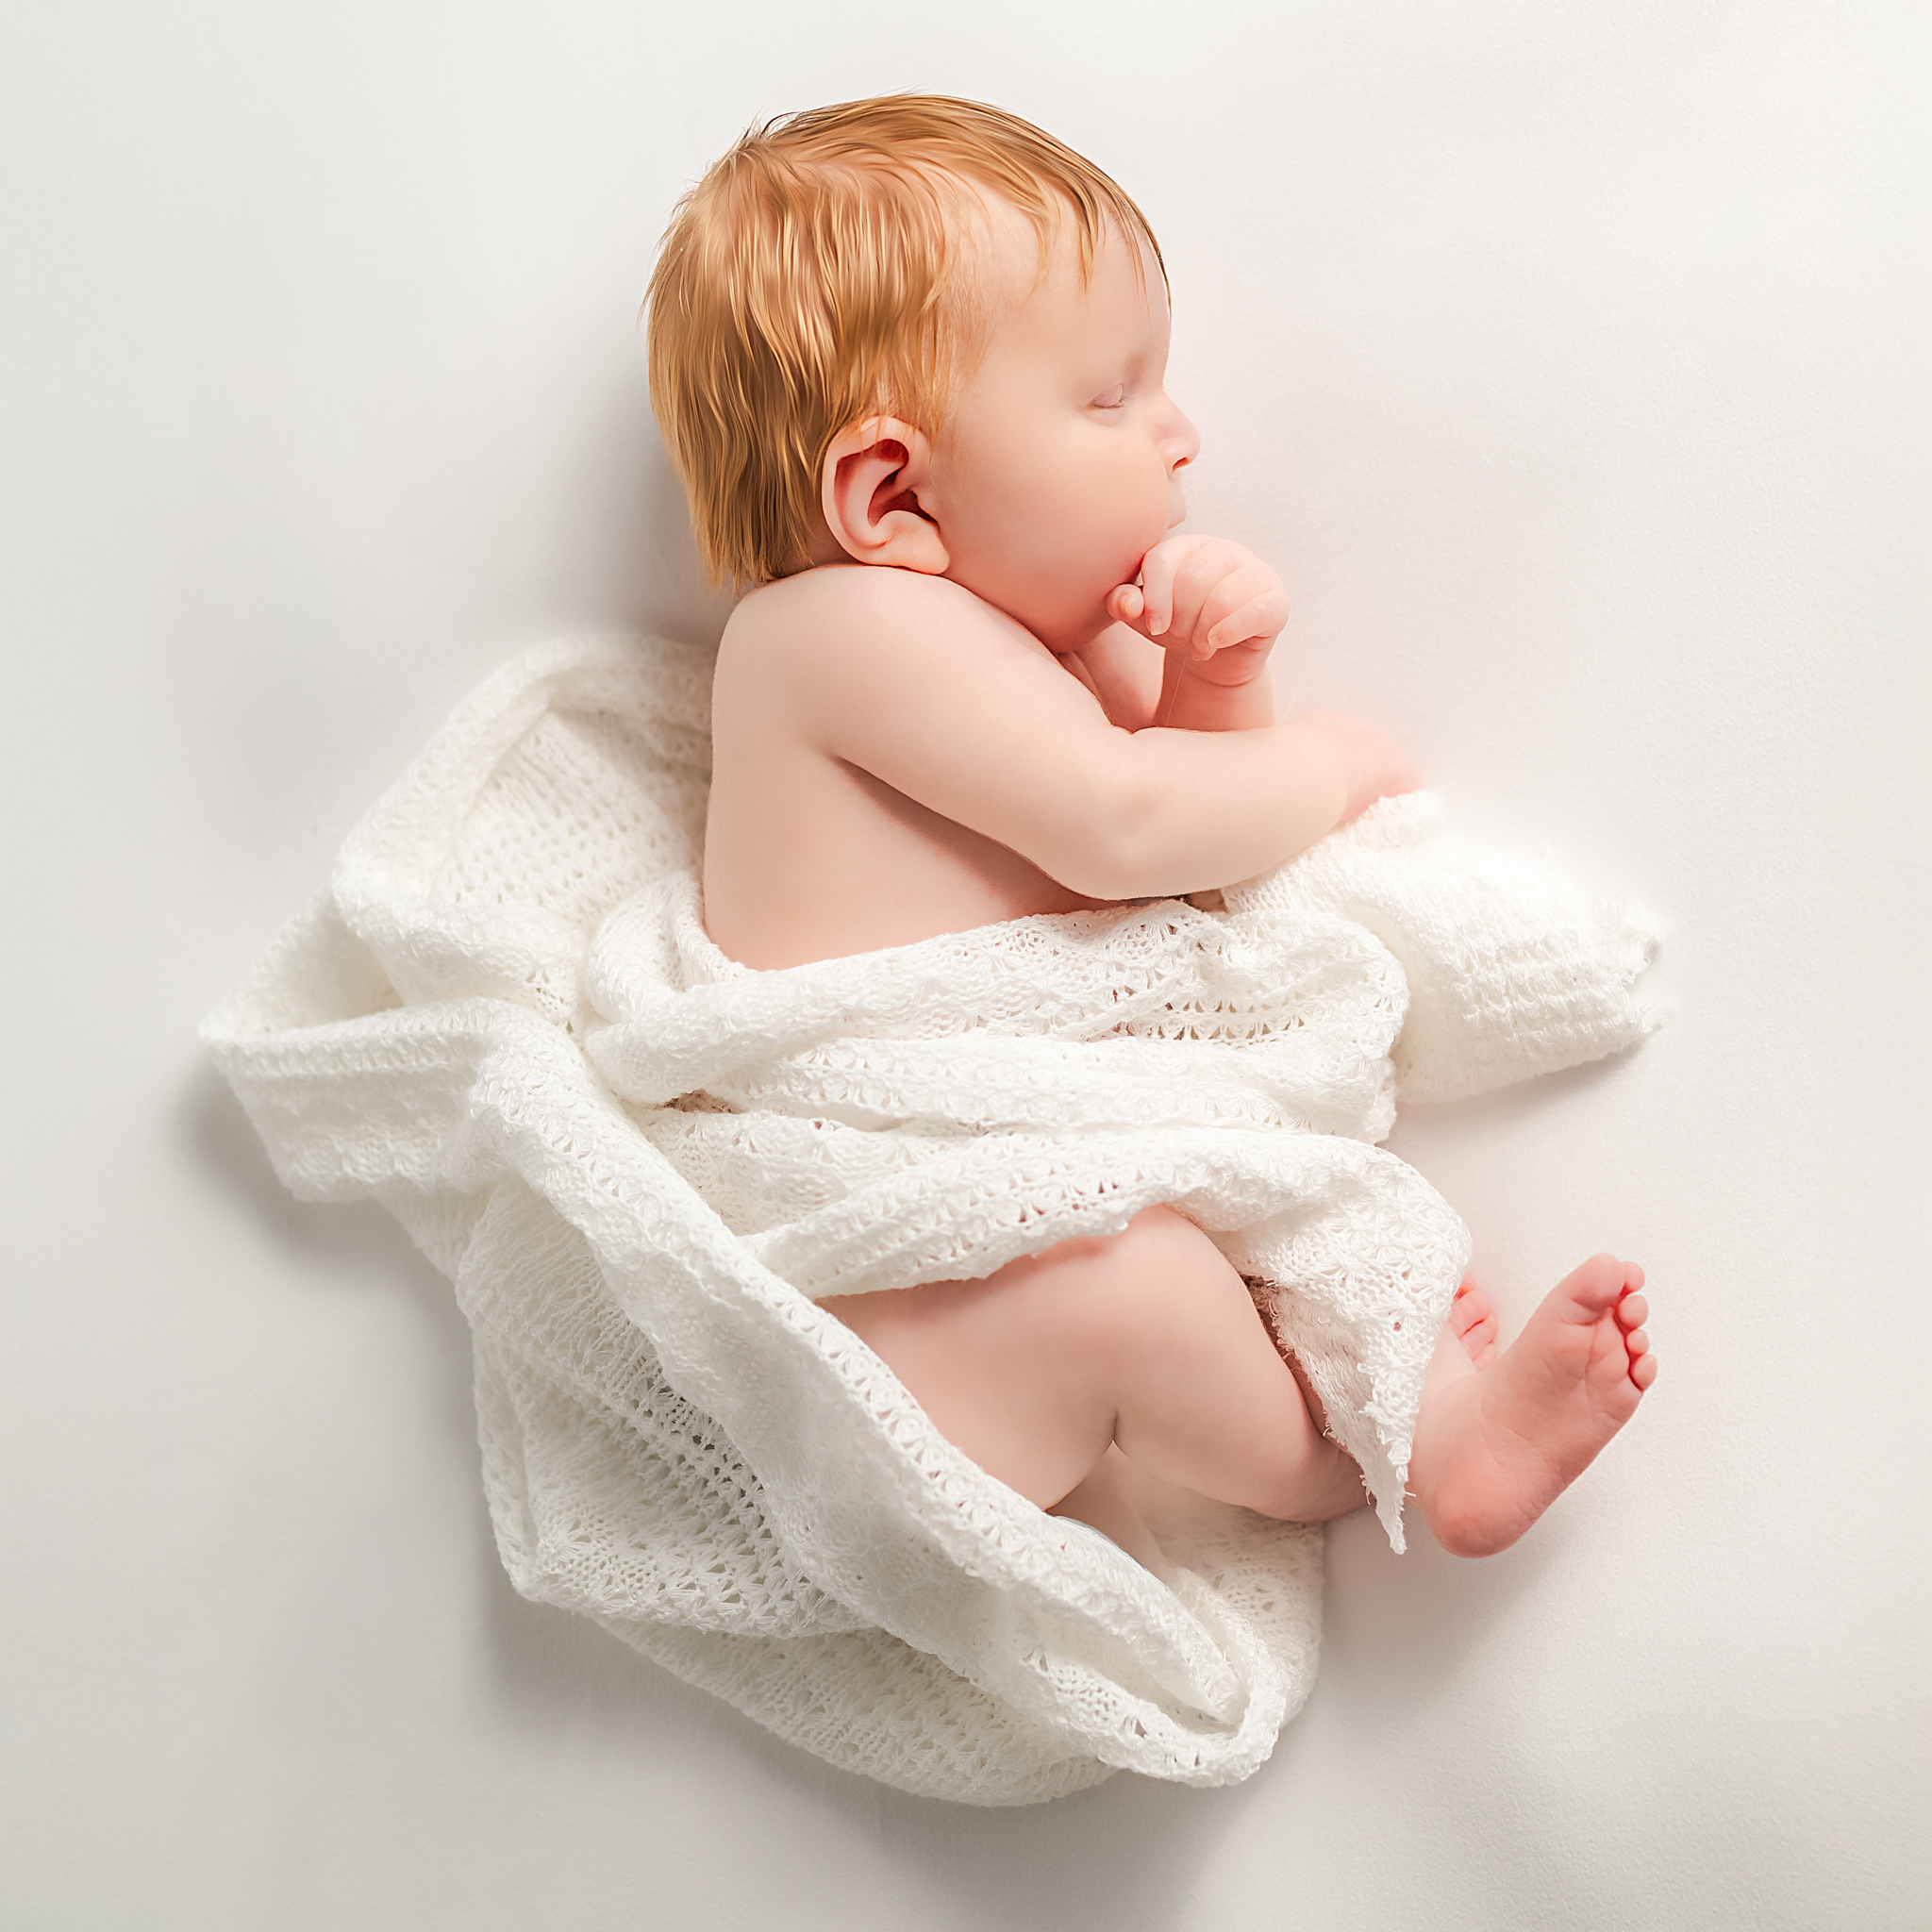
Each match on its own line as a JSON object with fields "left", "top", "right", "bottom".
{"left": 724, "top": 565, "right": 1026, "bottom": 671}
{"left": 715, "top": 567, "right": 1056, "bottom": 749}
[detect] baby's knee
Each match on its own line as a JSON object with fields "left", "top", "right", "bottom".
{"left": 1021, "top": 1205, "right": 1233, "bottom": 1370}
{"left": 1119, "top": 1203, "right": 1216, "bottom": 1266}
{"left": 1098, "top": 1207, "right": 1242, "bottom": 1339}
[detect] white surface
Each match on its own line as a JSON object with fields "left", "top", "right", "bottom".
{"left": 2, "top": 3, "right": 1924, "bottom": 1926}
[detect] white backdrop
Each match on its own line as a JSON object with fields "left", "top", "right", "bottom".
{"left": 3, "top": 4, "right": 1925, "bottom": 1927}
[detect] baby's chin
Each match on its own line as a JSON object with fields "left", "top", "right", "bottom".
{"left": 1049, "top": 557, "right": 1160, "bottom": 648}
{"left": 1026, "top": 595, "right": 1124, "bottom": 656}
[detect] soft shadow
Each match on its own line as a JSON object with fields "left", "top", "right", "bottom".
{"left": 184, "top": 1058, "right": 401, "bottom": 1270}
{"left": 1317, "top": 1507, "right": 1562, "bottom": 1713}
{"left": 1391, "top": 1046, "right": 1641, "bottom": 1141}
{"left": 560, "top": 368, "right": 738, "bottom": 648}
{"left": 852, "top": 1762, "right": 1241, "bottom": 1930}
{"left": 176, "top": 1058, "right": 475, "bottom": 1432}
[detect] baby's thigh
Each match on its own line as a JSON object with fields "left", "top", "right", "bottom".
{"left": 822, "top": 1205, "right": 1256, "bottom": 1392}
{"left": 813, "top": 1222, "right": 1120, "bottom": 1501}
{"left": 819, "top": 1206, "right": 1312, "bottom": 1511}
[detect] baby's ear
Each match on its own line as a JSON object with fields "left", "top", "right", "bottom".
{"left": 820, "top": 417, "right": 949, "bottom": 573}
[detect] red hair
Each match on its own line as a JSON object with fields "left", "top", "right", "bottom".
{"left": 646, "top": 94, "right": 1162, "bottom": 586}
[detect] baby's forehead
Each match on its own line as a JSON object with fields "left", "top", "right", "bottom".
{"left": 942, "top": 182, "right": 1135, "bottom": 321}
{"left": 938, "top": 184, "right": 1058, "bottom": 291}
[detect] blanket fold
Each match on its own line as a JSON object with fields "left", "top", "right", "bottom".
{"left": 205, "top": 634, "right": 1657, "bottom": 1805}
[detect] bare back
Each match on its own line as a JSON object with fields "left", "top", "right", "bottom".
{"left": 703, "top": 566, "right": 1153, "bottom": 969}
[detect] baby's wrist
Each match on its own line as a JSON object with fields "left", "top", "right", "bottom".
{"left": 1159, "top": 656, "right": 1276, "bottom": 732}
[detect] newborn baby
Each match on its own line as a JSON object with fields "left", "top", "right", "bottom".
{"left": 647, "top": 94, "right": 1654, "bottom": 1564}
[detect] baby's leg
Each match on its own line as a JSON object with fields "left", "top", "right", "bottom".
{"left": 1410, "top": 1258, "right": 1656, "bottom": 1557}
{"left": 819, "top": 1206, "right": 1364, "bottom": 1525}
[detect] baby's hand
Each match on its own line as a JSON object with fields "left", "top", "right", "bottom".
{"left": 1297, "top": 709, "right": 1423, "bottom": 823}
{"left": 1106, "top": 536, "right": 1289, "bottom": 687}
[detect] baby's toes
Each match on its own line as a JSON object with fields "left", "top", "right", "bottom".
{"left": 1614, "top": 1287, "right": 1654, "bottom": 1388}
{"left": 1450, "top": 1282, "right": 1500, "bottom": 1365}
{"left": 1563, "top": 1253, "right": 1639, "bottom": 1317}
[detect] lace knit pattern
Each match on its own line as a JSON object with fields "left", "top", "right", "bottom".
{"left": 205, "top": 635, "right": 1659, "bottom": 1805}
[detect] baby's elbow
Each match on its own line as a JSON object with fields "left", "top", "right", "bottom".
{"left": 1041, "top": 780, "right": 1176, "bottom": 901}
{"left": 1044, "top": 846, "right": 1141, "bottom": 902}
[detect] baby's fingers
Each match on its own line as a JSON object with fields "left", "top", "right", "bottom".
{"left": 1205, "top": 584, "right": 1291, "bottom": 654}
{"left": 1136, "top": 544, "right": 1181, "bottom": 638}
{"left": 1106, "top": 582, "right": 1146, "bottom": 627}
{"left": 1164, "top": 546, "right": 1264, "bottom": 654}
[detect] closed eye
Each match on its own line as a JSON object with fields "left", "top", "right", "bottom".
{"left": 1090, "top": 382, "right": 1126, "bottom": 410}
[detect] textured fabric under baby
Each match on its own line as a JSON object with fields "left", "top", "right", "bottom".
{"left": 508, "top": 1109, "right": 1314, "bottom": 1781}
{"left": 491, "top": 1152, "right": 1312, "bottom": 1787}
{"left": 458, "top": 1182, "right": 865, "bottom": 1639}
{"left": 591, "top": 1615, "right": 1129, "bottom": 1805}
{"left": 462, "top": 1191, "right": 1143, "bottom": 1804}
{"left": 332, "top": 638, "right": 712, "bottom": 1023}
{"left": 379, "top": 1023, "right": 1304, "bottom": 1787}
{"left": 583, "top": 873, "right": 1407, "bottom": 1119}
{"left": 1231, "top": 792, "right": 1661, "bottom": 1102}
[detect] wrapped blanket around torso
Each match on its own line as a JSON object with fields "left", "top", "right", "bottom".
{"left": 205, "top": 635, "right": 1658, "bottom": 1805}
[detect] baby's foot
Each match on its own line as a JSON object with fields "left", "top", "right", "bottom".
{"left": 1412, "top": 1256, "right": 1654, "bottom": 1557}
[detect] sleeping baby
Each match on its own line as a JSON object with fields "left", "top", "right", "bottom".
{"left": 644, "top": 93, "right": 1655, "bottom": 1568}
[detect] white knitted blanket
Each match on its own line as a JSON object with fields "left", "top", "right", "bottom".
{"left": 205, "top": 634, "right": 1658, "bottom": 1806}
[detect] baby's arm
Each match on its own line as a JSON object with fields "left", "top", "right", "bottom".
{"left": 775, "top": 566, "right": 1413, "bottom": 900}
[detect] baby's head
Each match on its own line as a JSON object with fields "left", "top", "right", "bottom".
{"left": 648, "top": 95, "right": 1199, "bottom": 648}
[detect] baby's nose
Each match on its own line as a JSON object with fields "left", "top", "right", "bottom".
{"left": 1165, "top": 407, "right": 1201, "bottom": 471}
